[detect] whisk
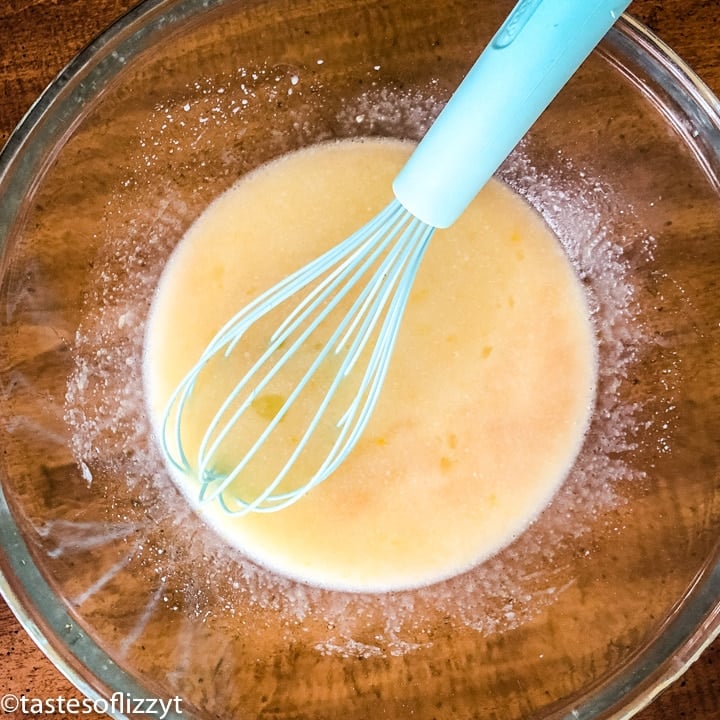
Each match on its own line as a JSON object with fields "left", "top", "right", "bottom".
{"left": 161, "top": 0, "right": 631, "bottom": 514}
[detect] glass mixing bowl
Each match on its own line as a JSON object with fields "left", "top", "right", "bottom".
{"left": 0, "top": 0, "right": 719, "bottom": 718}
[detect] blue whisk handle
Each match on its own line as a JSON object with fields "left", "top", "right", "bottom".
{"left": 392, "top": 0, "right": 632, "bottom": 228}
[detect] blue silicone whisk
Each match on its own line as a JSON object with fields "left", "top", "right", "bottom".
{"left": 161, "top": 0, "right": 631, "bottom": 514}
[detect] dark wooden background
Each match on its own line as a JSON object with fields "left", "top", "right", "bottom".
{"left": 1, "top": 1, "right": 719, "bottom": 718}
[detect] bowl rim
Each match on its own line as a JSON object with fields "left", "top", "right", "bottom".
{"left": 0, "top": 3, "right": 719, "bottom": 718}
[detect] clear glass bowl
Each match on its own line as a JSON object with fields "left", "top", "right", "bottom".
{"left": 0, "top": 1, "right": 719, "bottom": 718}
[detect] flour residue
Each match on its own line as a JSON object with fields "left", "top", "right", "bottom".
{"left": 64, "top": 71, "right": 652, "bottom": 659}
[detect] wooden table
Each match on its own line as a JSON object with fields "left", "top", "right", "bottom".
{"left": 1, "top": 1, "right": 719, "bottom": 718}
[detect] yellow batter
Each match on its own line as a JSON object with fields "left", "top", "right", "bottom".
{"left": 144, "top": 139, "right": 596, "bottom": 592}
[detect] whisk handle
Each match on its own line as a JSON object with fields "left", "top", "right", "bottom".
{"left": 392, "top": 0, "right": 631, "bottom": 228}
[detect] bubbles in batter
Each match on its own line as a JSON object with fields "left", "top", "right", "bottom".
{"left": 143, "top": 138, "right": 597, "bottom": 592}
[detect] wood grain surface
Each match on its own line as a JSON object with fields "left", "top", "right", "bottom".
{"left": 1, "top": 1, "right": 719, "bottom": 718}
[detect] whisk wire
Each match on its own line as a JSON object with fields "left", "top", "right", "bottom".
{"left": 160, "top": 0, "right": 631, "bottom": 514}
{"left": 194, "top": 203, "right": 410, "bottom": 490}
{"left": 213, "top": 207, "right": 434, "bottom": 513}
{"left": 270, "top": 214, "right": 434, "bottom": 501}
{"left": 161, "top": 201, "right": 405, "bottom": 476}
{"left": 340, "top": 219, "right": 434, "bottom": 422}
{"left": 167, "top": 202, "right": 434, "bottom": 514}
{"left": 269, "top": 201, "right": 407, "bottom": 346}
{"left": 337, "top": 215, "right": 429, "bottom": 373}
{"left": 323, "top": 222, "right": 435, "bottom": 478}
